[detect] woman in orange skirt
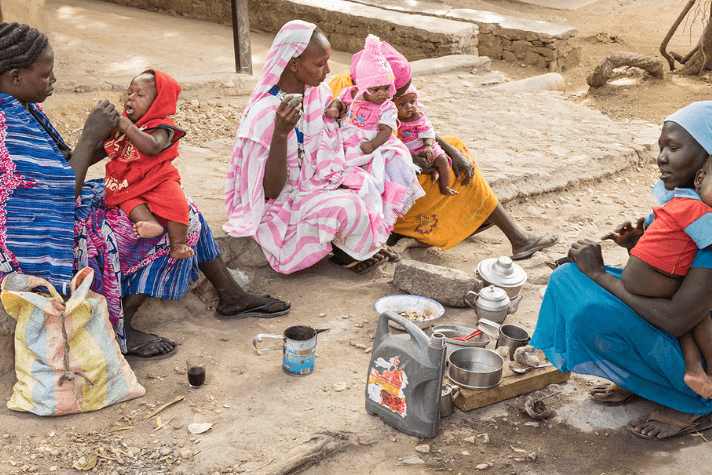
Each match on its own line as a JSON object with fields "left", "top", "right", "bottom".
{"left": 329, "top": 46, "right": 558, "bottom": 258}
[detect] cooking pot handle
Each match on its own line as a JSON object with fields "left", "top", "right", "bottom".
{"left": 252, "top": 333, "right": 284, "bottom": 351}
{"left": 464, "top": 290, "right": 478, "bottom": 308}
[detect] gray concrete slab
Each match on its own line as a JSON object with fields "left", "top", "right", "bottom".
{"left": 410, "top": 55, "right": 491, "bottom": 77}
{"left": 352, "top": 0, "right": 577, "bottom": 39}
{"left": 511, "top": 0, "right": 599, "bottom": 10}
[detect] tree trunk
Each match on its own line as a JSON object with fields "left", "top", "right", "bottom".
{"left": 679, "top": 9, "right": 712, "bottom": 75}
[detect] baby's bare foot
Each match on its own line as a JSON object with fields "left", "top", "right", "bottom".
{"left": 684, "top": 369, "right": 712, "bottom": 398}
{"left": 170, "top": 243, "right": 194, "bottom": 260}
{"left": 134, "top": 221, "right": 164, "bottom": 238}
{"left": 439, "top": 186, "right": 459, "bottom": 196}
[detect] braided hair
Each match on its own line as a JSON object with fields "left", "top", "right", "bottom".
{"left": 0, "top": 23, "right": 49, "bottom": 76}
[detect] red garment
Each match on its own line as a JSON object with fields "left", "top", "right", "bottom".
{"left": 104, "top": 69, "right": 187, "bottom": 223}
{"left": 631, "top": 197, "right": 712, "bottom": 275}
{"left": 117, "top": 179, "right": 189, "bottom": 225}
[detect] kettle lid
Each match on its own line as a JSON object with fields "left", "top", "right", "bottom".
{"left": 477, "top": 256, "right": 527, "bottom": 287}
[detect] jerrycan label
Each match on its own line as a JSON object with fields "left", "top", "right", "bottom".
{"left": 367, "top": 356, "right": 408, "bottom": 417}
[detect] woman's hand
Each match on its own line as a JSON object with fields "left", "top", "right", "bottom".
{"left": 601, "top": 217, "right": 645, "bottom": 251}
{"left": 411, "top": 151, "right": 430, "bottom": 171}
{"left": 436, "top": 136, "right": 474, "bottom": 186}
{"left": 568, "top": 239, "right": 606, "bottom": 280}
{"left": 274, "top": 94, "right": 303, "bottom": 138}
{"left": 81, "top": 100, "right": 119, "bottom": 144}
{"left": 423, "top": 144, "right": 435, "bottom": 162}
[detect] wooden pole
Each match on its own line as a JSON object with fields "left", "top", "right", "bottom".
{"left": 231, "top": 0, "right": 253, "bottom": 74}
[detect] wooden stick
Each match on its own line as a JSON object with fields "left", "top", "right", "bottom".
{"left": 142, "top": 395, "right": 185, "bottom": 420}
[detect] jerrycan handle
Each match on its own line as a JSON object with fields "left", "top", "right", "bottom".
{"left": 374, "top": 311, "right": 430, "bottom": 349}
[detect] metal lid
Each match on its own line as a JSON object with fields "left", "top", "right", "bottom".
{"left": 476, "top": 285, "right": 510, "bottom": 311}
{"left": 476, "top": 256, "right": 527, "bottom": 288}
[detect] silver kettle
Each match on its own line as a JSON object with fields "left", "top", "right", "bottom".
{"left": 465, "top": 285, "right": 523, "bottom": 325}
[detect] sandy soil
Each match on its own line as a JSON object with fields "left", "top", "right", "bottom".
{"left": 3, "top": 1, "right": 712, "bottom": 474}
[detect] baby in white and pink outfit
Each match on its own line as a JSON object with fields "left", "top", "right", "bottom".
{"left": 395, "top": 85, "right": 457, "bottom": 195}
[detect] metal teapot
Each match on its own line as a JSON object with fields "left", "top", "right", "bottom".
{"left": 464, "top": 285, "right": 523, "bottom": 325}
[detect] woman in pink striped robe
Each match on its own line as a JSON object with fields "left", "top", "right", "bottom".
{"left": 224, "top": 21, "right": 404, "bottom": 274}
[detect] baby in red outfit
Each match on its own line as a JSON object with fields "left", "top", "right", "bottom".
{"left": 104, "top": 69, "right": 192, "bottom": 259}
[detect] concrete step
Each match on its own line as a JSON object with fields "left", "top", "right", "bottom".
{"left": 349, "top": 0, "right": 579, "bottom": 70}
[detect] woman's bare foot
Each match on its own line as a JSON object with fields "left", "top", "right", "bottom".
{"left": 134, "top": 220, "right": 164, "bottom": 238}
{"left": 684, "top": 367, "right": 712, "bottom": 398}
{"left": 439, "top": 186, "right": 459, "bottom": 196}
{"left": 589, "top": 383, "right": 638, "bottom": 404}
{"left": 169, "top": 243, "right": 194, "bottom": 259}
{"left": 627, "top": 406, "right": 705, "bottom": 440}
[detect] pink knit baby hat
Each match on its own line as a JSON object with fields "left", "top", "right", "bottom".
{"left": 351, "top": 34, "right": 396, "bottom": 99}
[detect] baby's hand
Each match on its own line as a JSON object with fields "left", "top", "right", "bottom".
{"left": 325, "top": 100, "right": 345, "bottom": 120}
{"left": 117, "top": 116, "right": 133, "bottom": 134}
{"left": 424, "top": 145, "right": 435, "bottom": 162}
{"left": 360, "top": 141, "right": 375, "bottom": 155}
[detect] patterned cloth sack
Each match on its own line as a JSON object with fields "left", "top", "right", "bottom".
{"left": 2, "top": 268, "right": 145, "bottom": 415}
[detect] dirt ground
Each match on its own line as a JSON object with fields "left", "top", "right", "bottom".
{"left": 4, "top": 0, "right": 712, "bottom": 474}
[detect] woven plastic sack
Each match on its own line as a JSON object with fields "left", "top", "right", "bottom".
{"left": 2, "top": 268, "right": 145, "bottom": 415}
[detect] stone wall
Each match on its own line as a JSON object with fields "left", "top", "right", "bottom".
{"left": 100, "top": 0, "right": 478, "bottom": 61}
{"left": 248, "top": 0, "right": 477, "bottom": 60}
{"left": 451, "top": 9, "right": 578, "bottom": 71}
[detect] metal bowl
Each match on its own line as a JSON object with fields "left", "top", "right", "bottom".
{"left": 374, "top": 295, "right": 445, "bottom": 330}
{"left": 447, "top": 347, "right": 504, "bottom": 390}
{"left": 431, "top": 325, "right": 491, "bottom": 355}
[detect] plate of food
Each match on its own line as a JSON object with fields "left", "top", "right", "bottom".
{"left": 373, "top": 295, "right": 445, "bottom": 329}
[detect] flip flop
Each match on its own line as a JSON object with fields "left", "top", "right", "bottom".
{"left": 380, "top": 245, "right": 401, "bottom": 262}
{"left": 589, "top": 384, "right": 640, "bottom": 406}
{"left": 214, "top": 298, "right": 291, "bottom": 320}
{"left": 329, "top": 254, "right": 388, "bottom": 275}
{"left": 510, "top": 234, "right": 559, "bottom": 260}
{"left": 124, "top": 334, "right": 178, "bottom": 361}
{"left": 626, "top": 409, "right": 712, "bottom": 440}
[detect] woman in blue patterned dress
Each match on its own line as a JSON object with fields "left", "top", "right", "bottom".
{"left": 0, "top": 23, "right": 289, "bottom": 359}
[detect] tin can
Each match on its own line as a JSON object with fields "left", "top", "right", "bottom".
{"left": 253, "top": 325, "right": 329, "bottom": 376}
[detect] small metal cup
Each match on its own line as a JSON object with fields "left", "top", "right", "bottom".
{"left": 440, "top": 383, "right": 460, "bottom": 417}
{"left": 496, "top": 324, "right": 531, "bottom": 360}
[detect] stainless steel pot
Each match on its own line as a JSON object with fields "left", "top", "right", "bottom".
{"left": 447, "top": 347, "right": 504, "bottom": 390}
{"left": 431, "top": 325, "right": 491, "bottom": 356}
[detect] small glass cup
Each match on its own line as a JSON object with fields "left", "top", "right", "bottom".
{"left": 186, "top": 356, "right": 206, "bottom": 388}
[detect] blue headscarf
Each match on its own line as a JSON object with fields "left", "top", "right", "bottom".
{"left": 664, "top": 101, "right": 712, "bottom": 154}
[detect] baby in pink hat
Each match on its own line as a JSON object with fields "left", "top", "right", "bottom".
{"left": 326, "top": 35, "right": 422, "bottom": 211}
{"left": 326, "top": 35, "right": 400, "bottom": 155}
{"left": 395, "top": 85, "right": 457, "bottom": 195}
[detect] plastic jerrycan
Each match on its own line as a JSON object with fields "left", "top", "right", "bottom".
{"left": 365, "top": 311, "right": 447, "bottom": 438}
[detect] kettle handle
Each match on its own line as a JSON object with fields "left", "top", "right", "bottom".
{"left": 252, "top": 333, "right": 284, "bottom": 351}
{"left": 464, "top": 290, "right": 479, "bottom": 308}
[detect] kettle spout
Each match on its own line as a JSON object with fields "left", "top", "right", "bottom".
{"left": 508, "top": 294, "right": 524, "bottom": 314}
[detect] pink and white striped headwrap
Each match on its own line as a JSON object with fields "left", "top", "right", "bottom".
{"left": 240, "top": 20, "right": 316, "bottom": 122}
